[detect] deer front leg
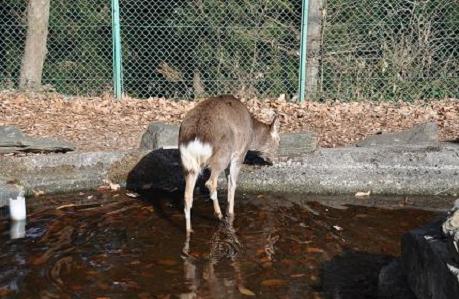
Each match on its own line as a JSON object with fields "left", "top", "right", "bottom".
{"left": 226, "top": 158, "right": 242, "bottom": 217}
{"left": 184, "top": 171, "right": 198, "bottom": 234}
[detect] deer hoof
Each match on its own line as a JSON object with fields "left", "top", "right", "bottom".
{"left": 215, "top": 213, "right": 223, "bottom": 220}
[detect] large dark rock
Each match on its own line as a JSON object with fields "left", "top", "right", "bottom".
{"left": 356, "top": 122, "right": 439, "bottom": 150}
{"left": 401, "top": 218, "right": 459, "bottom": 299}
{"left": 140, "top": 122, "right": 179, "bottom": 150}
{"left": 0, "top": 125, "right": 75, "bottom": 154}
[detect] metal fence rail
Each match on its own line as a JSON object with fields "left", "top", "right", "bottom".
{"left": 0, "top": 0, "right": 457, "bottom": 101}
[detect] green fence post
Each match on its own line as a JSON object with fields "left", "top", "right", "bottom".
{"left": 111, "top": 0, "right": 123, "bottom": 99}
{"left": 298, "top": 0, "right": 310, "bottom": 102}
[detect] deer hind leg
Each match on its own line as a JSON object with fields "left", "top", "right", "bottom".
{"left": 184, "top": 171, "right": 198, "bottom": 234}
{"left": 226, "top": 156, "right": 243, "bottom": 217}
{"left": 205, "top": 172, "right": 223, "bottom": 220}
{"left": 206, "top": 157, "right": 228, "bottom": 220}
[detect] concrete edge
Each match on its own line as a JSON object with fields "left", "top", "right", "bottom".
{"left": 0, "top": 144, "right": 458, "bottom": 208}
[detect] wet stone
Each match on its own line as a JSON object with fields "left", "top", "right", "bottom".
{"left": 0, "top": 125, "right": 75, "bottom": 154}
{"left": 278, "top": 132, "right": 318, "bottom": 157}
{"left": 139, "top": 122, "right": 318, "bottom": 158}
{"left": 0, "top": 126, "right": 25, "bottom": 140}
{"left": 356, "top": 122, "right": 440, "bottom": 150}
{"left": 140, "top": 122, "right": 179, "bottom": 150}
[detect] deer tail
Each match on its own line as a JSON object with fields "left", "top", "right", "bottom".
{"left": 179, "top": 138, "right": 213, "bottom": 174}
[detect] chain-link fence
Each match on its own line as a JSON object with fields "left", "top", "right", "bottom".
{"left": 0, "top": 0, "right": 457, "bottom": 101}
{"left": 321, "top": 0, "right": 459, "bottom": 101}
{"left": 120, "top": 0, "right": 301, "bottom": 99}
{"left": 1, "top": 0, "right": 112, "bottom": 96}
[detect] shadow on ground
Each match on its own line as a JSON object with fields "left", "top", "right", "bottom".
{"left": 126, "top": 149, "right": 269, "bottom": 194}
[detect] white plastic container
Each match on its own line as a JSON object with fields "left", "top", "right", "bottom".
{"left": 9, "top": 190, "right": 27, "bottom": 221}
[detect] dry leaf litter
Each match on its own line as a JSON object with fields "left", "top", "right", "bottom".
{"left": 0, "top": 91, "right": 457, "bottom": 152}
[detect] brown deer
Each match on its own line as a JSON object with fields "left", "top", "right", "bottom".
{"left": 179, "top": 95, "right": 280, "bottom": 233}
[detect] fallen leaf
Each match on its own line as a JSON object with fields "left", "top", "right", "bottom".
{"left": 32, "top": 190, "right": 45, "bottom": 197}
{"left": 306, "top": 247, "right": 325, "bottom": 254}
{"left": 261, "top": 279, "right": 287, "bottom": 287}
{"left": 56, "top": 203, "right": 76, "bottom": 210}
{"left": 238, "top": 286, "right": 256, "bottom": 296}
{"left": 126, "top": 192, "right": 140, "bottom": 198}
{"left": 110, "top": 184, "right": 120, "bottom": 191}
{"left": 333, "top": 225, "right": 343, "bottom": 231}
{"left": 142, "top": 206, "right": 154, "bottom": 212}
{"left": 103, "top": 180, "right": 121, "bottom": 191}
{"left": 157, "top": 259, "right": 178, "bottom": 266}
{"left": 355, "top": 191, "right": 371, "bottom": 197}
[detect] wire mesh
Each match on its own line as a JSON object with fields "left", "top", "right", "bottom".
{"left": 0, "top": 0, "right": 112, "bottom": 96}
{"left": 119, "top": 0, "right": 301, "bottom": 99}
{"left": 0, "top": 0, "right": 457, "bottom": 101}
{"left": 0, "top": 1, "right": 27, "bottom": 91}
{"left": 320, "top": 0, "right": 459, "bottom": 101}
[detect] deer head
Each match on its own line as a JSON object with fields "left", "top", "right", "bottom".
{"left": 250, "top": 115, "right": 280, "bottom": 164}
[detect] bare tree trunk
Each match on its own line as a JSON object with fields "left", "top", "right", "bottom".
{"left": 19, "top": 0, "right": 50, "bottom": 90}
{"left": 306, "top": 0, "right": 324, "bottom": 97}
{"left": 193, "top": 69, "right": 205, "bottom": 98}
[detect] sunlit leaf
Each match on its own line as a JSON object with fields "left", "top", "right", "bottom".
{"left": 261, "top": 279, "right": 287, "bottom": 287}
{"left": 238, "top": 286, "right": 256, "bottom": 296}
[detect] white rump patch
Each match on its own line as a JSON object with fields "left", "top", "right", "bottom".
{"left": 179, "top": 138, "right": 213, "bottom": 173}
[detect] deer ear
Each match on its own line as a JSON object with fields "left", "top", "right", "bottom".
{"left": 270, "top": 114, "right": 280, "bottom": 134}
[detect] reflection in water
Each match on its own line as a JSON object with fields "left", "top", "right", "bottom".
{"left": 182, "top": 216, "right": 245, "bottom": 299}
{"left": 10, "top": 220, "right": 26, "bottom": 239}
{"left": 0, "top": 190, "right": 442, "bottom": 298}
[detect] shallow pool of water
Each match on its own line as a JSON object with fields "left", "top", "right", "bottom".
{"left": 0, "top": 190, "right": 440, "bottom": 298}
